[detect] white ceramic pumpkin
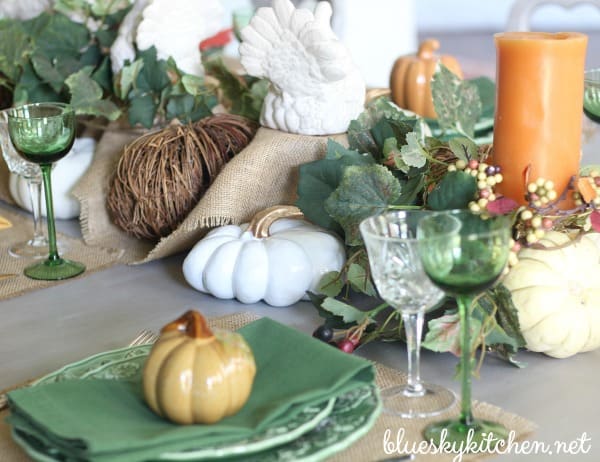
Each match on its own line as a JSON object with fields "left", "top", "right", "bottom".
{"left": 9, "top": 137, "right": 95, "bottom": 220}
{"left": 183, "top": 205, "right": 346, "bottom": 307}
{"left": 503, "top": 231, "right": 600, "bottom": 358}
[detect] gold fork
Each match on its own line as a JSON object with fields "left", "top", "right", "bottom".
{"left": 0, "top": 329, "right": 159, "bottom": 411}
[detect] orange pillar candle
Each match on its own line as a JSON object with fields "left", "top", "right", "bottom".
{"left": 493, "top": 32, "right": 587, "bottom": 205}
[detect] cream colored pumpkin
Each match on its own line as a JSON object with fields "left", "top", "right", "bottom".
{"left": 183, "top": 206, "right": 346, "bottom": 307}
{"left": 503, "top": 231, "right": 600, "bottom": 358}
{"left": 143, "top": 310, "right": 256, "bottom": 425}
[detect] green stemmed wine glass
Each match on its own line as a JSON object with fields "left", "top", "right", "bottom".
{"left": 7, "top": 103, "right": 85, "bottom": 280}
{"left": 417, "top": 209, "right": 511, "bottom": 447}
{"left": 584, "top": 69, "right": 600, "bottom": 123}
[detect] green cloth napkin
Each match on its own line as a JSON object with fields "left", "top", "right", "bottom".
{"left": 7, "top": 317, "right": 375, "bottom": 462}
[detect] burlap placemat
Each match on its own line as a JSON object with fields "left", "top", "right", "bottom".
{"left": 0, "top": 312, "right": 536, "bottom": 461}
{"left": 72, "top": 126, "right": 347, "bottom": 265}
{"left": 0, "top": 205, "right": 125, "bottom": 301}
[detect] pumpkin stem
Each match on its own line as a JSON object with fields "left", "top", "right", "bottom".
{"left": 161, "top": 310, "right": 215, "bottom": 339}
{"left": 247, "top": 205, "right": 304, "bottom": 238}
{"left": 417, "top": 38, "right": 440, "bottom": 59}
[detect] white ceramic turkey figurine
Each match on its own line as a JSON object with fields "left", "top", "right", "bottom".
{"left": 183, "top": 205, "right": 346, "bottom": 307}
{"left": 239, "top": 0, "right": 366, "bottom": 135}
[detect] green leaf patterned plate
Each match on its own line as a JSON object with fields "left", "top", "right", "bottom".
{"left": 11, "top": 345, "right": 381, "bottom": 462}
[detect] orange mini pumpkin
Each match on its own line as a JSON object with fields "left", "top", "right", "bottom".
{"left": 390, "top": 39, "right": 463, "bottom": 118}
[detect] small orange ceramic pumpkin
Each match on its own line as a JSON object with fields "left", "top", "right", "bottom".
{"left": 390, "top": 38, "right": 463, "bottom": 118}
{"left": 143, "top": 310, "right": 256, "bottom": 424}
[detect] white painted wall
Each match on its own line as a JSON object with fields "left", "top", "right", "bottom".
{"left": 416, "top": 0, "right": 600, "bottom": 31}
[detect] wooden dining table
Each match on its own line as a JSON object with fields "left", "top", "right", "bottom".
{"left": 2, "top": 28, "right": 600, "bottom": 462}
{"left": 0, "top": 204, "right": 599, "bottom": 462}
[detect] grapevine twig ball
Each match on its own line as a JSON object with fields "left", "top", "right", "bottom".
{"left": 107, "top": 114, "right": 258, "bottom": 240}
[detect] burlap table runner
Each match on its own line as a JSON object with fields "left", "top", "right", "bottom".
{"left": 0, "top": 205, "right": 125, "bottom": 301}
{"left": 0, "top": 312, "right": 536, "bottom": 461}
{"left": 72, "top": 125, "right": 347, "bottom": 264}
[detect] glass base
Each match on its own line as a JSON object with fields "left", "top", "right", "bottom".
{"left": 424, "top": 418, "right": 509, "bottom": 448}
{"left": 9, "top": 238, "right": 70, "bottom": 259}
{"left": 24, "top": 258, "right": 85, "bottom": 281}
{"left": 381, "top": 383, "right": 456, "bottom": 418}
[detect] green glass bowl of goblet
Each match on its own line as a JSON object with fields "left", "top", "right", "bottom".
{"left": 417, "top": 210, "right": 512, "bottom": 448}
{"left": 7, "top": 103, "right": 85, "bottom": 281}
{"left": 584, "top": 69, "right": 600, "bottom": 123}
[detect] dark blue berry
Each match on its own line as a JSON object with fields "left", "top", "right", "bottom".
{"left": 313, "top": 325, "right": 334, "bottom": 342}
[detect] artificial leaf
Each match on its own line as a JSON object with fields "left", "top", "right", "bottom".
{"left": 66, "top": 67, "right": 121, "bottom": 119}
{"left": 116, "top": 59, "right": 144, "bottom": 100}
{"left": 13, "top": 61, "right": 58, "bottom": 104}
{"left": 166, "top": 94, "right": 213, "bottom": 123}
{"left": 249, "top": 79, "right": 269, "bottom": 115}
{"left": 134, "top": 47, "right": 170, "bottom": 93}
{"left": 591, "top": 210, "right": 600, "bottom": 232}
{"left": 181, "top": 74, "right": 207, "bottom": 97}
{"left": 25, "top": 12, "right": 89, "bottom": 60}
{"left": 397, "top": 174, "right": 425, "bottom": 206}
{"left": 370, "top": 118, "right": 414, "bottom": 156}
{"left": 92, "top": 56, "right": 112, "bottom": 92}
{"left": 382, "top": 137, "right": 407, "bottom": 171}
{"left": 317, "top": 271, "right": 345, "bottom": 298}
{"left": 448, "top": 137, "right": 478, "bottom": 162}
{"left": 127, "top": 91, "right": 156, "bottom": 128}
{"left": 427, "top": 170, "right": 477, "bottom": 210}
{"left": 325, "top": 164, "right": 403, "bottom": 245}
{"left": 470, "top": 76, "right": 496, "bottom": 119}
{"left": 400, "top": 132, "right": 428, "bottom": 169}
{"left": 492, "top": 284, "right": 526, "bottom": 348}
{"left": 203, "top": 58, "right": 266, "bottom": 121}
{"left": 423, "top": 310, "right": 482, "bottom": 355}
{"left": 348, "top": 96, "right": 418, "bottom": 157}
{"left": 295, "top": 141, "right": 374, "bottom": 235}
{"left": 487, "top": 197, "right": 519, "bottom": 215}
{"left": 0, "top": 20, "right": 32, "bottom": 84}
{"left": 431, "top": 63, "right": 482, "bottom": 138}
{"left": 307, "top": 293, "right": 357, "bottom": 329}
{"left": 346, "top": 263, "right": 377, "bottom": 296}
{"left": 89, "top": 0, "right": 131, "bottom": 16}
{"left": 321, "top": 297, "right": 371, "bottom": 324}
{"left": 30, "top": 53, "right": 65, "bottom": 93}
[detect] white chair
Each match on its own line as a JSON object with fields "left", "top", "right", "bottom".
{"left": 507, "top": 0, "right": 600, "bottom": 31}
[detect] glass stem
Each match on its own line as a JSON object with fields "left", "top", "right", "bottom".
{"left": 26, "top": 177, "right": 46, "bottom": 246}
{"left": 402, "top": 311, "right": 425, "bottom": 396}
{"left": 457, "top": 295, "right": 474, "bottom": 426}
{"left": 40, "top": 164, "right": 59, "bottom": 262}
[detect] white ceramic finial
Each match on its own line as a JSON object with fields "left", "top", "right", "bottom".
{"left": 239, "top": 0, "right": 366, "bottom": 135}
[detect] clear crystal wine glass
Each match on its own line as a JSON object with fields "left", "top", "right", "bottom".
{"left": 0, "top": 109, "right": 48, "bottom": 258}
{"left": 417, "top": 209, "right": 511, "bottom": 446}
{"left": 7, "top": 103, "right": 85, "bottom": 280}
{"left": 360, "top": 210, "right": 457, "bottom": 418}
